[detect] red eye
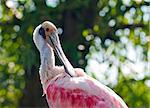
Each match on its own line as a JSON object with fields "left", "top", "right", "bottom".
{"left": 46, "top": 28, "right": 49, "bottom": 32}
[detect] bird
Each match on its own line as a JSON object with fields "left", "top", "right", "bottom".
{"left": 33, "top": 21, "right": 128, "bottom": 108}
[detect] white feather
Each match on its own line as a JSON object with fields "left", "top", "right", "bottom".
{"left": 33, "top": 25, "right": 64, "bottom": 90}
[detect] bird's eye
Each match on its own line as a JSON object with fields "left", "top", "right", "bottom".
{"left": 46, "top": 28, "right": 49, "bottom": 32}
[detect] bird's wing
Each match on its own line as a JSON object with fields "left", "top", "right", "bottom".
{"left": 46, "top": 74, "right": 128, "bottom": 108}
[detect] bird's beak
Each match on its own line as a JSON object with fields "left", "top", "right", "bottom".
{"left": 47, "top": 32, "right": 76, "bottom": 77}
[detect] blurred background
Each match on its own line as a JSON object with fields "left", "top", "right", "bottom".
{"left": 0, "top": 0, "right": 150, "bottom": 108}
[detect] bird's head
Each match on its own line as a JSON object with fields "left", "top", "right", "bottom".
{"left": 33, "top": 21, "right": 76, "bottom": 77}
{"left": 33, "top": 21, "right": 58, "bottom": 51}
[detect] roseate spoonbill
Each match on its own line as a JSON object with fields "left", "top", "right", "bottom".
{"left": 33, "top": 21, "right": 128, "bottom": 108}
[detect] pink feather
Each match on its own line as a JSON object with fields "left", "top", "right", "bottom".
{"left": 45, "top": 69, "right": 128, "bottom": 108}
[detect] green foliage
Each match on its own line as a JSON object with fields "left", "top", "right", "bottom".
{"left": 0, "top": 0, "right": 149, "bottom": 107}
{"left": 0, "top": 0, "right": 36, "bottom": 107}
{"left": 85, "top": 0, "right": 150, "bottom": 107}
{"left": 114, "top": 75, "right": 150, "bottom": 107}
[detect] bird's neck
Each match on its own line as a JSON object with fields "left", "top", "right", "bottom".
{"left": 40, "top": 44, "right": 55, "bottom": 68}
{"left": 39, "top": 44, "right": 55, "bottom": 88}
{"left": 39, "top": 44, "right": 65, "bottom": 90}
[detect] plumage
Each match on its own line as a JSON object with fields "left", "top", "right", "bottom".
{"left": 33, "top": 21, "right": 128, "bottom": 108}
{"left": 46, "top": 74, "right": 127, "bottom": 108}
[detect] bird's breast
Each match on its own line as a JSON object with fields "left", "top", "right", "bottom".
{"left": 45, "top": 75, "right": 127, "bottom": 108}
{"left": 46, "top": 83, "right": 107, "bottom": 108}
